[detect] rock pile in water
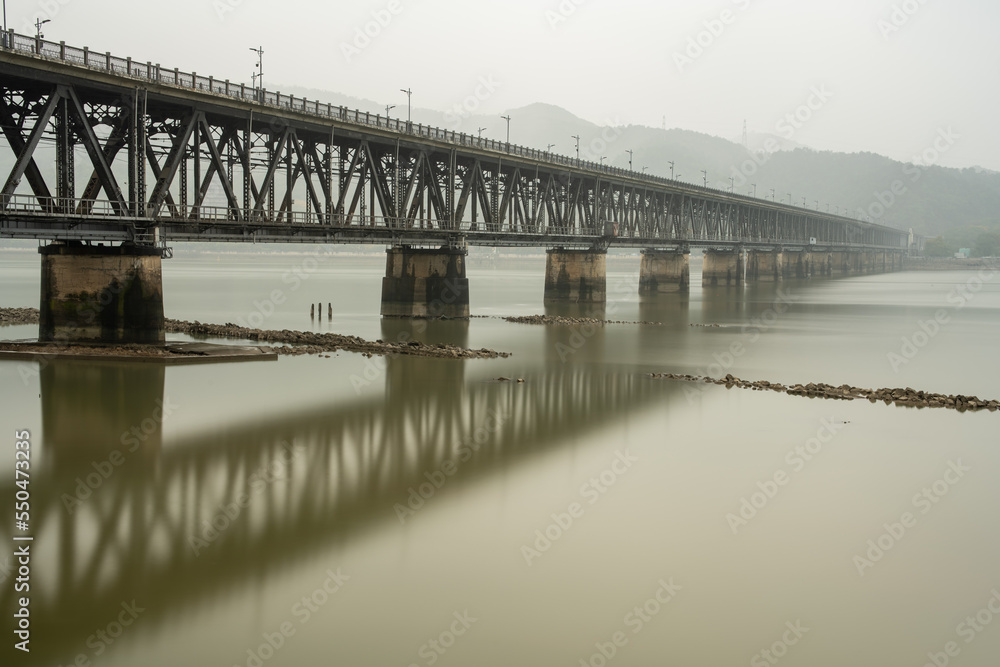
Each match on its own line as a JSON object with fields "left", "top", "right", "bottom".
{"left": 504, "top": 315, "right": 665, "bottom": 326}
{"left": 165, "top": 319, "right": 509, "bottom": 359}
{"left": 648, "top": 373, "right": 999, "bottom": 413}
{"left": 0, "top": 307, "right": 40, "bottom": 326}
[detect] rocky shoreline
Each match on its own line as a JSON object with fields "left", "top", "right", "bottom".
{"left": 648, "top": 372, "right": 999, "bottom": 413}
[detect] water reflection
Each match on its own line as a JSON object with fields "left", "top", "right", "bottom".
{"left": 1, "top": 352, "right": 682, "bottom": 665}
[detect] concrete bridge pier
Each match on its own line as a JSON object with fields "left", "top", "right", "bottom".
{"left": 639, "top": 249, "right": 689, "bottom": 294}
{"left": 807, "top": 251, "right": 832, "bottom": 277}
{"left": 702, "top": 249, "right": 744, "bottom": 287}
{"left": 381, "top": 246, "right": 470, "bottom": 318}
{"left": 544, "top": 249, "right": 607, "bottom": 303}
{"left": 781, "top": 251, "right": 807, "bottom": 279}
{"left": 747, "top": 250, "right": 782, "bottom": 282}
{"left": 39, "top": 242, "right": 165, "bottom": 343}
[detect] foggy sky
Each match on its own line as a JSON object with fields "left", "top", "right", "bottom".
{"left": 9, "top": 0, "right": 998, "bottom": 171}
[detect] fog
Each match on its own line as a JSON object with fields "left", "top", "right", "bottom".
{"left": 7, "top": 0, "right": 998, "bottom": 170}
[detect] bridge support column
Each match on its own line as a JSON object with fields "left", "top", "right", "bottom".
{"left": 702, "top": 249, "right": 744, "bottom": 287}
{"left": 747, "top": 250, "right": 781, "bottom": 282}
{"left": 639, "top": 250, "right": 689, "bottom": 294}
{"left": 381, "top": 246, "right": 470, "bottom": 318}
{"left": 39, "top": 242, "right": 165, "bottom": 344}
{"left": 806, "top": 251, "right": 831, "bottom": 277}
{"left": 544, "top": 249, "right": 606, "bottom": 302}
{"left": 828, "top": 251, "right": 847, "bottom": 275}
{"left": 781, "top": 251, "right": 807, "bottom": 279}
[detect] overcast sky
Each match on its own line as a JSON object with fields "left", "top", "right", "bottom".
{"left": 10, "top": 0, "right": 998, "bottom": 170}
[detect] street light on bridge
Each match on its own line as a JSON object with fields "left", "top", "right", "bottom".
{"left": 547, "top": 143, "right": 556, "bottom": 152}
{"left": 35, "top": 18, "right": 49, "bottom": 39}
{"left": 701, "top": 170, "right": 707, "bottom": 187}
{"left": 385, "top": 104, "right": 395, "bottom": 119}
{"left": 249, "top": 46, "right": 264, "bottom": 99}
{"left": 751, "top": 183, "right": 757, "bottom": 198}
{"left": 571, "top": 135, "right": 580, "bottom": 160}
{"left": 478, "top": 127, "right": 486, "bottom": 139}
{"left": 501, "top": 115, "right": 511, "bottom": 147}
{"left": 400, "top": 88, "right": 412, "bottom": 126}
{"left": 626, "top": 149, "right": 633, "bottom": 171}
{"left": 668, "top": 161, "right": 675, "bottom": 180}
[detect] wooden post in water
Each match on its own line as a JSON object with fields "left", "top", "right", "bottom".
{"left": 328, "top": 304, "right": 332, "bottom": 320}
{"left": 310, "top": 304, "right": 315, "bottom": 318}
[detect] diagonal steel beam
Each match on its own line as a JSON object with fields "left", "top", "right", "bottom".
{"left": 253, "top": 127, "right": 291, "bottom": 213}
{"left": 195, "top": 119, "right": 240, "bottom": 218}
{"left": 148, "top": 112, "right": 198, "bottom": 217}
{"left": 291, "top": 137, "right": 324, "bottom": 223}
{"left": 64, "top": 86, "right": 128, "bottom": 215}
{"left": 77, "top": 111, "right": 129, "bottom": 215}
{"left": 1, "top": 89, "right": 60, "bottom": 205}
{"left": 144, "top": 138, "right": 180, "bottom": 218}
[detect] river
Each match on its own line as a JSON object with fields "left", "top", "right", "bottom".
{"left": 1, "top": 245, "right": 998, "bottom": 667}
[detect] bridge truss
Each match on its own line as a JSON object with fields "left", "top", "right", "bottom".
{"left": 0, "top": 32, "right": 908, "bottom": 251}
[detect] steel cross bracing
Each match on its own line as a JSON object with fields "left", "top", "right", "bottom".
{"left": 0, "top": 31, "right": 909, "bottom": 252}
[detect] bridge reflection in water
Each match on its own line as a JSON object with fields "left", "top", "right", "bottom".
{"left": 0, "top": 346, "right": 685, "bottom": 664}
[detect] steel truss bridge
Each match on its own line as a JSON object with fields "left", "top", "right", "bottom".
{"left": 0, "top": 31, "right": 908, "bottom": 252}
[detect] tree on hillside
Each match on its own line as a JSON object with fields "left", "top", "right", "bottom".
{"left": 973, "top": 231, "right": 1000, "bottom": 257}
{"left": 924, "top": 236, "right": 954, "bottom": 258}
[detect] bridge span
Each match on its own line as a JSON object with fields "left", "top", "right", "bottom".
{"left": 0, "top": 30, "right": 908, "bottom": 340}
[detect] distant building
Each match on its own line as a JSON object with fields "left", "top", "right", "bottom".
{"left": 955, "top": 248, "right": 971, "bottom": 259}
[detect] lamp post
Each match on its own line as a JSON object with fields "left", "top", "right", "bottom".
{"left": 701, "top": 170, "right": 707, "bottom": 187}
{"left": 385, "top": 104, "right": 395, "bottom": 120}
{"left": 501, "top": 114, "right": 511, "bottom": 145}
{"left": 478, "top": 127, "right": 486, "bottom": 139}
{"left": 751, "top": 183, "right": 757, "bottom": 198}
{"left": 249, "top": 46, "right": 263, "bottom": 93}
{"left": 571, "top": 135, "right": 580, "bottom": 160}
{"left": 668, "top": 161, "right": 675, "bottom": 180}
{"left": 600, "top": 156, "right": 607, "bottom": 165}
{"left": 626, "top": 149, "right": 633, "bottom": 171}
{"left": 35, "top": 17, "right": 50, "bottom": 39}
{"left": 787, "top": 193, "right": 792, "bottom": 204}
{"left": 642, "top": 166, "right": 649, "bottom": 174}
{"left": 729, "top": 176, "right": 734, "bottom": 192}
{"left": 770, "top": 188, "right": 776, "bottom": 201}
{"left": 400, "top": 88, "right": 412, "bottom": 125}
{"left": 547, "top": 143, "right": 556, "bottom": 152}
